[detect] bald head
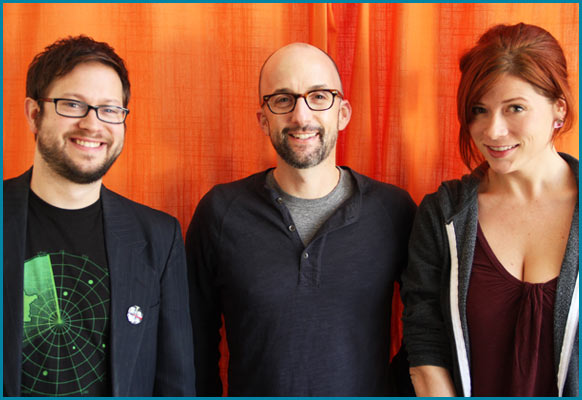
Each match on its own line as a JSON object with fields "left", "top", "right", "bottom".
{"left": 258, "top": 43, "right": 343, "bottom": 102}
{"left": 256, "top": 42, "right": 353, "bottom": 171}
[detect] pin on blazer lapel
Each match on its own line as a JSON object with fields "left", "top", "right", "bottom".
{"left": 101, "top": 188, "right": 155, "bottom": 396}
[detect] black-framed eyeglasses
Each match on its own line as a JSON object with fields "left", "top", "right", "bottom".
{"left": 262, "top": 89, "right": 342, "bottom": 115}
{"left": 38, "top": 98, "right": 129, "bottom": 124}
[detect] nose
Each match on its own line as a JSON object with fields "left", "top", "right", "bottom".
{"left": 289, "top": 96, "right": 312, "bottom": 126}
{"left": 483, "top": 112, "right": 508, "bottom": 140}
{"left": 78, "top": 107, "right": 103, "bottom": 131}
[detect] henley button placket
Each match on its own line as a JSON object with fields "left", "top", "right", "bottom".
{"left": 299, "top": 247, "right": 318, "bottom": 287}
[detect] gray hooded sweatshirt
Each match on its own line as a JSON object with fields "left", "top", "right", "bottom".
{"left": 401, "top": 152, "right": 578, "bottom": 397}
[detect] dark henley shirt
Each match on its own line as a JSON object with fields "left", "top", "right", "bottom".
{"left": 185, "top": 167, "right": 416, "bottom": 396}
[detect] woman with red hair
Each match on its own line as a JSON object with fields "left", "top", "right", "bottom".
{"left": 401, "top": 23, "right": 578, "bottom": 396}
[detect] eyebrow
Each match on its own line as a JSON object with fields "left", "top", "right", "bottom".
{"left": 58, "top": 93, "right": 122, "bottom": 104}
{"left": 501, "top": 97, "right": 528, "bottom": 103}
{"left": 473, "top": 96, "right": 529, "bottom": 106}
{"left": 269, "top": 84, "right": 332, "bottom": 95}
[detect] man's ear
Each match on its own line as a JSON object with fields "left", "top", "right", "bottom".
{"left": 24, "top": 97, "right": 41, "bottom": 135}
{"left": 337, "top": 99, "right": 352, "bottom": 131}
{"left": 256, "top": 109, "right": 270, "bottom": 136}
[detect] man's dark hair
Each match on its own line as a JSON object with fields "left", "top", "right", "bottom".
{"left": 26, "top": 35, "right": 130, "bottom": 107}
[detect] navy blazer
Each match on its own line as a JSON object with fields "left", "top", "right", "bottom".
{"left": 3, "top": 169, "right": 196, "bottom": 396}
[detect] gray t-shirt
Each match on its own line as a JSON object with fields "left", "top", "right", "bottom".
{"left": 267, "top": 167, "right": 355, "bottom": 245}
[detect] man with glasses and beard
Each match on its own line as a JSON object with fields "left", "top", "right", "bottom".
{"left": 186, "top": 42, "right": 416, "bottom": 396}
{"left": 3, "top": 36, "right": 195, "bottom": 396}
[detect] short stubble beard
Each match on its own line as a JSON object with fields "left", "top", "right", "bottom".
{"left": 271, "top": 124, "right": 337, "bottom": 169}
{"left": 36, "top": 125, "right": 123, "bottom": 184}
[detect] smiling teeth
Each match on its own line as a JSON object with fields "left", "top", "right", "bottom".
{"left": 290, "top": 133, "right": 317, "bottom": 139}
{"left": 74, "top": 139, "right": 101, "bottom": 148}
{"left": 489, "top": 145, "right": 516, "bottom": 151}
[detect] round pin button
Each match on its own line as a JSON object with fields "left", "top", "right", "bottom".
{"left": 127, "top": 305, "right": 143, "bottom": 325}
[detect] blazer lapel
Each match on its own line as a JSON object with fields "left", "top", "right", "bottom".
{"left": 101, "top": 188, "right": 149, "bottom": 396}
{"left": 3, "top": 170, "right": 32, "bottom": 396}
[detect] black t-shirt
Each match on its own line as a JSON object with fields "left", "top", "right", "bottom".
{"left": 22, "top": 190, "right": 111, "bottom": 396}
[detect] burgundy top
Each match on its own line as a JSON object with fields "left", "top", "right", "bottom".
{"left": 466, "top": 223, "right": 558, "bottom": 396}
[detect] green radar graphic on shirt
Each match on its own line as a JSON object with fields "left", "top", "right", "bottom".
{"left": 22, "top": 252, "right": 110, "bottom": 396}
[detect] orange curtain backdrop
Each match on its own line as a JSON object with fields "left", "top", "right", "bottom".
{"left": 4, "top": 3, "right": 578, "bottom": 394}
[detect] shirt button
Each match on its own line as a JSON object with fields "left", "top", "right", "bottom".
{"left": 288, "top": 225, "right": 296, "bottom": 232}
{"left": 303, "top": 252, "right": 309, "bottom": 259}
{"left": 276, "top": 197, "right": 283, "bottom": 204}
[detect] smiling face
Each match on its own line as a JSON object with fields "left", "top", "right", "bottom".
{"left": 27, "top": 62, "right": 125, "bottom": 184}
{"left": 257, "top": 43, "right": 351, "bottom": 169}
{"left": 468, "top": 74, "right": 566, "bottom": 176}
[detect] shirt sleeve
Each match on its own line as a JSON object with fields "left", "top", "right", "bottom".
{"left": 395, "top": 191, "right": 418, "bottom": 284}
{"left": 185, "top": 190, "right": 224, "bottom": 396}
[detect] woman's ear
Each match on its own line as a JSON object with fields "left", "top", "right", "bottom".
{"left": 553, "top": 97, "right": 567, "bottom": 122}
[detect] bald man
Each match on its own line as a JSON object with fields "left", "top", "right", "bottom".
{"left": 185, "top": 43, "right": 416, "bottom": 396}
